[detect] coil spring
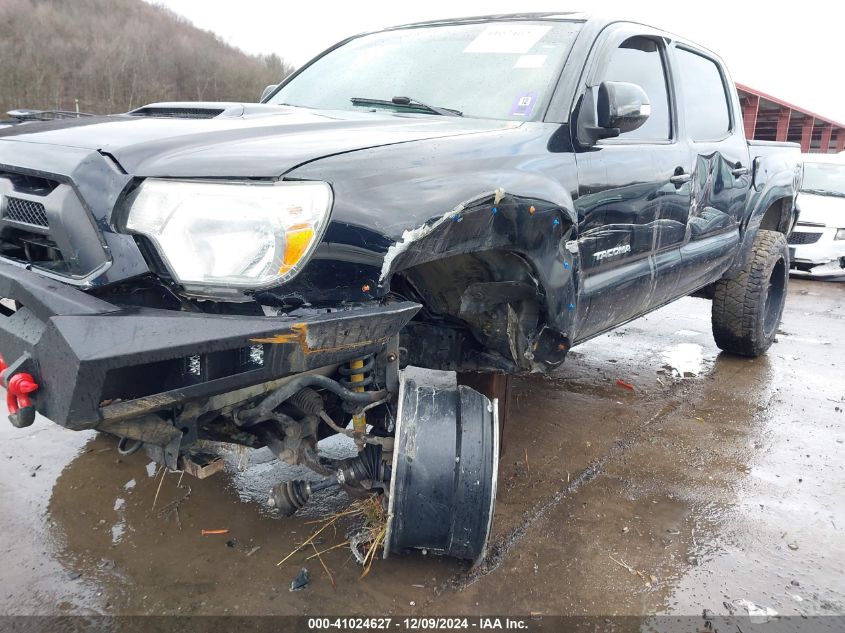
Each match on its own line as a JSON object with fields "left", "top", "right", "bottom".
{"left": 338, "top": 354, "right": 374, "bottom": 389}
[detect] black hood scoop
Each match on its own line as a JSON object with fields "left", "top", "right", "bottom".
{"left": 126, "top": 102, "right": 245, "bottom": 119}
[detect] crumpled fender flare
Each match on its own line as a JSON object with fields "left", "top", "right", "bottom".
{"left": 724, "top": 157, "right": 800, "bottom": 280}
{"left": 378, "top": 184, "right": 580, "bottom": 338}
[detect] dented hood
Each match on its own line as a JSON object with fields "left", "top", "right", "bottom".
{"left": 0, "top": 103, "right": 516, "bottom": 178}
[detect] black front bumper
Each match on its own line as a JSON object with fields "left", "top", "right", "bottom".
{"left": 0, "top": 262, "right": 418, "bottom": 429}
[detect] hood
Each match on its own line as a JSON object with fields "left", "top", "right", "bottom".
{"left": 0, "top": 102, "right": 517, "bottom": 178}
{"left": 796, "top": 191, "right": 845, "bottom": 226}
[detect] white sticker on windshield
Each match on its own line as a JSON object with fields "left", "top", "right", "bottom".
{"left": 513, "top": 54, "right": 547, "bottom": 68}
{"left": 463, "top": 24, "right": 552, "bottom": 54}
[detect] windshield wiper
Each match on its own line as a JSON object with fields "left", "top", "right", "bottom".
{"left": 802, "top": 187, "right": 845, "bottom": 198}
{"left": 350, "top": 96, "right": 462, "bottom": 117}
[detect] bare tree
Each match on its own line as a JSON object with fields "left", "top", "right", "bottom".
{"left": 0, "top": 0, "right": 295, "bottom": 114}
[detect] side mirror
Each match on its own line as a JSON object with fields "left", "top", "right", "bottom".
{"left": 597, "top": 81, "right": 651, "bottom": 134}
{"left": 260, "top": 84, "right": 278, "bottom": 102}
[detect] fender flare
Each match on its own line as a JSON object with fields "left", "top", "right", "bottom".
{"left": 379, "top": 186, "right": 580, "bottom": 336}
{"left": 724, "top": 157, "right": 800, "bottom": 279}
{"left": 380, "top": 185, "right": 581, "bottom": 371}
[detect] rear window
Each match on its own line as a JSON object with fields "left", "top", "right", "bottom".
{"left": 676, "top": 48, "right": 731, "bottom": 141}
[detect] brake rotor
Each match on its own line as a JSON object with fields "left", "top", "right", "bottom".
{"left": 384, "top": 366, "right": 498, "bottom": 564}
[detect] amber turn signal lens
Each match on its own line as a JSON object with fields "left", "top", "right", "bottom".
{"left": 280, "top": 225, "right": 315, "bottom": 274}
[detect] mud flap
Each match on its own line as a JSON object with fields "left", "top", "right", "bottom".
{"left": 384, "top": 366, "right": 498, "bottom": 564}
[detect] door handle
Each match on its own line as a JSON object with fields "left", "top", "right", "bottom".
{"left": 731, "top": 165, "right": 749, "bottom": 177}
{"left": 669, "top": 172, "right": 691, "bottom": 186}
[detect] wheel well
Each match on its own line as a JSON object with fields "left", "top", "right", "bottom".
{"left": 759, "top": 197, "right": 794, "bottom": 234}
{"left": 721, "top": 197, "right": 796, "bottom": 282}
{"left": 392, "top": 250, "right": 549, "bottom": 372}
{"left": 395, "top": 250, "right": 539, "bottom": 318}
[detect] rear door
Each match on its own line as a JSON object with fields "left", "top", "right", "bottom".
{"left": 573, "top": 32, "right": 692, "bottom": 340}
{"left": 671, "top": 46, "right": 750, "bottom": 294}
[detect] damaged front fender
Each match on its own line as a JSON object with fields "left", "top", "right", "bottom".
{"left": 380, "top": 188, "right": 579, "bottom": 373}
{"left": 285, "top": 124, "right": 583, "bottom": 373}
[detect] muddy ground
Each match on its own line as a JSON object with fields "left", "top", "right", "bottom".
{"left": 0, "top": 278, "right": 842, "bottom": 622}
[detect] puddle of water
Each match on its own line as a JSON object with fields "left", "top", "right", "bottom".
{"left": 0, "top": 283, "right": 840, "bottom": 618}
{"left": 662, "top": 343, "right": 705, "bottom": 378}
{"left": 0, "top": 419, "right": 101, "bottom": 614}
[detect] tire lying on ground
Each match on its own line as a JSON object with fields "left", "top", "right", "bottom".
{"left": 385, "top": 367, "right": 498, "bottom": 565}
{"left": 712, "top": 229, "right": 789, "bottom": 357}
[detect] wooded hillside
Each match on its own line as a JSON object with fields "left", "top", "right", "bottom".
{"left": 0, "top": 0, "right": 294, "bottom": 114}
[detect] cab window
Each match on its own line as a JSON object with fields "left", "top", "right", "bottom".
{"left": 602, "top": 37, "right": 671, "bottom": 141}
{"left": 676, "top": 48, "right": 731, "bottom": 141}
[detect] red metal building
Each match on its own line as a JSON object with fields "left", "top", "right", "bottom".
{"left": 737, "top": 84, "right": 845, "bottom": 153}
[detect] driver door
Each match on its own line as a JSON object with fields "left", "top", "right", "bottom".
{"left": 574, "top": 34, "right": 692, "bottom": 341}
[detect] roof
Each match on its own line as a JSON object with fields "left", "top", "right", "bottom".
{"left": 393, "top": 13, "right": 591, "bottom": 28}
{"left": 737, "top": 83, "right": 845, "bottom": 130}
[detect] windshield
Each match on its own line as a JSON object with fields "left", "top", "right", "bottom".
{"left": 801, "top": 162, "right": 845, "bottom": 197}
{"left": 268, "top": 21, "right": 582, "bottom": 121}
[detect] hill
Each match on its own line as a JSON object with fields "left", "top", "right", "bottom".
{"left": 0, "top": 0, "right": 294, "bottom": 114}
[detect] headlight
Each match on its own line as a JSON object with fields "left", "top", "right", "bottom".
{"left": 835, "top": 229, "right": 845, "bottom": 240}
{"left": 125, "top": 179, "right": 332, "bottom": 294}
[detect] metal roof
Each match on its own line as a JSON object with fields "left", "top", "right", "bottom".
{"left": 737, "top": 84, "right": 844, "bottom": 153}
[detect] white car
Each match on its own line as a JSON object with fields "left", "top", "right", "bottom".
{"left": 789, "top": 155, "right": 845, "bottom": 279}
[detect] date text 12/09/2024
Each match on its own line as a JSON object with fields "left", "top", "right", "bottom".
{"left": 307, "top": 617, "right": 530, "bottom": 630}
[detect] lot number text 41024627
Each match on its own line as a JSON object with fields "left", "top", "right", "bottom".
{"left": 307, "top": 617, "right": 530, "bottom": 630}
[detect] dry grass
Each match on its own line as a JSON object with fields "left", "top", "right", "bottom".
{"left": 278, "top": 495, "right": 388, "bottom": 579}
{"left": 311, "top": 542, "right": 335, "bottom": 588}
{"left": 351, "top": 495, "right": 387, "bottom": 578}
{"left": 151, "top": 466, "right": 166, "bottom": 510}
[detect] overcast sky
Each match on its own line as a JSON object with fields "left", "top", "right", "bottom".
{"left": 152, "top": 0, "right": 845, "bottom": 123}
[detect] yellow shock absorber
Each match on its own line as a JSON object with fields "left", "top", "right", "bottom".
{"left": 349, "top": 358, "right": 367, "bottom": 433}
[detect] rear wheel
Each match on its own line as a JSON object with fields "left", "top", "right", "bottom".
{"left": 712, "top": 229, "right": 789, "bottom": 357}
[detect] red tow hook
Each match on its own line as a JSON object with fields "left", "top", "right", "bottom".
{"left": 0, "top": 355, "right": 40, "bottom": 428}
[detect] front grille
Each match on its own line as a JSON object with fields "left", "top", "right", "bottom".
{"left": 3, "top": 197, "right": 48, "bottom": 227}
{"left": 0, "top": 168, "right": 110, "bottom": 280}
{"left": 0, "top": 231, "right": 67, "bottom": 273}
{"left": 0, "top": 172, "right": 59, "bottom": 196}
{"left": 788, "top": 232, "right": 823, "bottom": 245}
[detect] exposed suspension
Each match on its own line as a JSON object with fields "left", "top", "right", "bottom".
{"left": 268, "top": 444, "right": 390, "bottom": 516}
{"left": 339, "top": 355, "right": 374, "bottom": 435}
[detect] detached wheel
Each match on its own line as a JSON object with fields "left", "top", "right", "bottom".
{"left": 458, "top": 371, "right": 511, "bottom": 456}
{"left": 385, "top": 367, "right": 498, "bottom": 564}
{"left": 712, "top": 229, "right": 789, "bottom": 357}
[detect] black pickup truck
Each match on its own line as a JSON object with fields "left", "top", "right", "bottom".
{"left": 0, "top": 14, "right": 799, "bottom": 562}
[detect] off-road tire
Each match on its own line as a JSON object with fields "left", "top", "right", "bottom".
{"left": 712, "top": 229, "right": 789, "bottom": 357}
